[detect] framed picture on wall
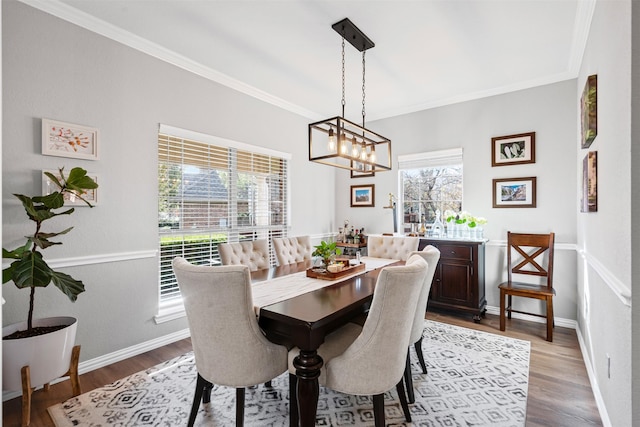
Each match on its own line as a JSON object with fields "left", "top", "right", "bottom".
{"left": 491, "top": 132, "right": 536, "bottom": 167}
{"left": 492, "top": 177, "right": 536, "bottom": 208}
{"left": 581, "top": 75, "right": 598, "bottom": 149}
{"left": 43, "top": 169, "right": 99, "bottom": 206}
{"left": 350, "top": 184, "right": 375, "bottom": 207}
{"left": 42, "top": 118, "right": 99, "bottom": 160}
{"left": 581, "top": 151, "right": 597, "bottom": 212}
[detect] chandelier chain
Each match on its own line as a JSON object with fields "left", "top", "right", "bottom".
{"left": 362, "top": 50, "right": 366, "bottom": 126}
{"left": 341, "top": 35, "right": 346, "bottom": 117}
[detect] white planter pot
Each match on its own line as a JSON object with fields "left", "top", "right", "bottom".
{"left": 2, "top": 316, "right": 78, "bottom": 391}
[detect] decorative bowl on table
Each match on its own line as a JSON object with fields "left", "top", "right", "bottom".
{"left": 327, "top": 264, "right": 344, "bottom": 273}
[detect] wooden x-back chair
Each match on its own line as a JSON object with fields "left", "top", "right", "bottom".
{"left": 498, "top": 231, "right": 556, "bottom": 341}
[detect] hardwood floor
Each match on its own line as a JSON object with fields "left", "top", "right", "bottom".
{"left": 3, "top": 312, "right": 602, "bottom": 426}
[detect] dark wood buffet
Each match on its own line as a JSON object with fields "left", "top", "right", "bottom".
{"left": 418, "top": 238, "right": 487, "bottom": 322}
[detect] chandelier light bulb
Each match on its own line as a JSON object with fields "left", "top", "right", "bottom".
{"left": 351, "top": 139, "right": 359, "bottom": 158}
{"left": 328, "top": 128, "right": 336, "bottom": 151}
{"left": 339, "top": 133, "right": 348, "bottom": 154}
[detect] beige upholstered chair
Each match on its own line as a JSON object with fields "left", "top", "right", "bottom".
{"left": 404, "top": 245, "right": 441, "bottom": 403}
{"left": 367, "top": 235, "right": 420, "bottom": 260}
{"left": 272, "top": 236, "right": 312, "bottom": 265}
{"left": 218, "top": 239, "right": 270, "bottom": 271}
{"left": 288, "top": 255, "right": 428, "bottom": 427}
{"left": 172, "top": 258, "right": 288, "bottom": 427}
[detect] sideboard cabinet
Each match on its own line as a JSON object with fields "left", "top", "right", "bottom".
{"left": 418, "top": 238, "right": 487, "bottom": 322}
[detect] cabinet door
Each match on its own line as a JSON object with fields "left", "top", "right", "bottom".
{"left": 438, "top": 259, "right": 473, "bottom": 306}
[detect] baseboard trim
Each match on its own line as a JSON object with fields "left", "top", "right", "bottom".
{"left": 484, "top": 305, "right": 576, "bottom": 329}
{"left": 574, "top": 324, "right": 612, "bottom": 427}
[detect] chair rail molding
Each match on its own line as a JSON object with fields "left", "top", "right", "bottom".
{"left": 577, "top": 248, "right": 631, "bottom": 307}
{"left": 487, "top": 240, "right": 630, "bottom": 307}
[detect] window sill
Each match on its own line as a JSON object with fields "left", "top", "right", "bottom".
{"left": 154, "top": 298, "right": 186, "bottom": 324}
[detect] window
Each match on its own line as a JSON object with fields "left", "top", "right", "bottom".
{"left": 158, "top": 125, "right": 290, "bottom": 304}
{"left": 398, "top": 149, "right": 463, "bottom": 232}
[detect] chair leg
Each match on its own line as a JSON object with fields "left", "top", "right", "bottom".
{"left": 414, "top": 336, "right": 428, "bottom": 374}
{"left": 507, "top": 294, "right": 513, "bottom": 319}
{"left": 546, "top": 296, "right": 554, "bottom": 342}
{"left": 202, "top": 381, "right": 213, "bottom": 404}
{"left": 396, "top": 379, "right": 412, "bottom": 422}
{"left": 404, "top": 351, "right": 415, "bottom": 404}
{"left": 188, "top": 374, "right": 210, "bottom": 427}
{"left": 372, "top": 393, "right": 386, "bottom": 427}
{"left": 236, "top": 387, "right": 245, "bottom": 427}
{"left": 499, "top": 289, "right": 506, "bottom": 332}
{"left": 289, "top": 373, "right": 299, "bottom": 427}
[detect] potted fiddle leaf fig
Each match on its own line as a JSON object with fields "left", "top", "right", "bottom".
{"left": 2, "top": 167, "right": 98, "bottom": 394}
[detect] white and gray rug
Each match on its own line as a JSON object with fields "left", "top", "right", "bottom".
{"left": 48, "top": 320, "right": 530, "bottom": 426}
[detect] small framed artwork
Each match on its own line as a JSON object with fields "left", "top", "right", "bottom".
{"left": 43, "top": 169, "right": 99, "bottom": 206}
{"left": 492, "top": 177, "right": 537, "bottom": 208}
{"left": 350, "top": 184, "right": 375, "bottom": 207}
{"left": 491, "top": 132, "right": 536, "bottom": 167}
{"left": 581, "top": 151, "right": 597, "bottom": 212}
{"left": 581, "top": 75, "right": 598, "bottom": 149}
{"left": 42, "top": 118, "right": 99, "bottom": 160}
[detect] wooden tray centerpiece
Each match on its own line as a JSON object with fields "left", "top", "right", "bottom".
{"left": 306, "top": 262, "right": 365, "bottom": 280}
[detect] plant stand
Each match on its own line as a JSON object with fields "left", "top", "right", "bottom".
{"left": 19, "top": 345, "right": 81, "bottom": 427}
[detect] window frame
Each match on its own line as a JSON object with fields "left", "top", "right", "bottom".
{"left": 397, "top": 148, "right": 463, "bottom": 233}
{"left": 155, "top": 124, "right": 291, "bottom": 323}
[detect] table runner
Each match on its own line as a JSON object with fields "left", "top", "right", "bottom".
{"left": 252, "top": 256, "right": 397, "bottom": 313}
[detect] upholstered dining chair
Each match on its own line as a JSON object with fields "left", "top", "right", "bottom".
{"left": 367, "top": 235, "right": 420, "bottom": 261}
{"left": 218, "top": 239, "right": 270, "bottom": 271}
{"left": 498, "top": 231, "right": 556, "bottom": 342}
{"left": 172, "top": 258, "right": 288, "bottom": 427}
{"left": 272, "top": 235, "right": 312, "bottom": 265}
{"left": 288, "top": 255, "right": 428, "bottom": 427}
{"left": 404, "top": 245, "right": 441, "bottom": 403}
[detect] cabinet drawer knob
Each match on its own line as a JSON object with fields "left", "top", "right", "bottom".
{"left": 450, "top": 251, "right": 456, "bottom": 255}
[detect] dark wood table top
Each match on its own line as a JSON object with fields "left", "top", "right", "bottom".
{"left": 253, "top": 260, "right": 396, "bottom": 349}
{"left": 251, "top": 258, "right": 401, "bottom": 427}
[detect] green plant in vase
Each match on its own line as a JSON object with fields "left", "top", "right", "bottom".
{"left": 312, "top": 241, "right": 342, "bottom": 268}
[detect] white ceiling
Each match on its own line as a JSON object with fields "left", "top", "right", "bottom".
{"left": 25, "top": 0, "right": 595, "bottom": 121}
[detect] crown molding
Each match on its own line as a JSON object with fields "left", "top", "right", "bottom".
{"left": 18, "top": 0, "right": 323, "bottom": 120}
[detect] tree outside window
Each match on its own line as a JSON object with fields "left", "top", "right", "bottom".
{"left": 401, "top": 165, "right": 462, "bottom": 229}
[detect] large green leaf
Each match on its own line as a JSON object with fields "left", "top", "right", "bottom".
{"left": 66, "top": 167, "right": 98, "bottom": 191}
{"left": 50, "top": 270, "right": 85, "bottom": 302}
{"left": 32, "top": 227, "right": 73, "bottom": 250}
{"left": 3, "top": 242, "right": 31, "bottom": 260}
{"left": 10, "top": 252, "right": 53, "bottom": 289}
{"left": 33, "top": 192, "right": 65, "bottom": 210}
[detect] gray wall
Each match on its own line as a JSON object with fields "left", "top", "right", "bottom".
{"left": 3, "top": 1, "right": 637, "bottom": 425}
{"left": 337, "top": 81, "right": 579, "bottom": 321}
{"left": 2, "top": 0, "right": 336, "bottom": 361}
{"left": 577, "top": 1, "right": 633, "bottom": 426}
{"left": 632, "top": 0, "right": 640, "bottom": 424}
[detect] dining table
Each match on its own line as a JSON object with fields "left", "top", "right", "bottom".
{"left": 251, "top": 257, "right": 401, "bottom": 427}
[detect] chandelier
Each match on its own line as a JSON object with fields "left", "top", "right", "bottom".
{"left": 308, "top": 18, "right": 392, "bottom": 175}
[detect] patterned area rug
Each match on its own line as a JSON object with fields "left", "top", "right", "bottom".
{"left": 48, "top": 320, "right": 530, "bottom": 426}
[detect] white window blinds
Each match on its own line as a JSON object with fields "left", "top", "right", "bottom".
{"left": 158, "top": 125, "right": 290, "bottom": 302}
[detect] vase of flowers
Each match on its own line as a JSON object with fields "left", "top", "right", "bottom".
{"left": 444, "top": 210, "right": 487, "bottom": 240}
